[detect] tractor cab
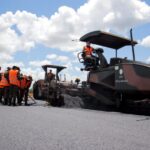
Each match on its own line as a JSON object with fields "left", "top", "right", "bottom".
{"left": 42, "top": 65, "right": 66, "bottom": 83}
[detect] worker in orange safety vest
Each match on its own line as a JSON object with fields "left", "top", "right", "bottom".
{"left": 0, "top": 67, "right": 3, "bottom": 103}
{"left": 8, "top": 66, "right": 21, "bottom": 106}
{"left": 83, "top": 42, "right": 94, "bottom": 57}
{"left": 82, "top": 42, "right": 97, "bottom": 69}
{"left": 19, "top": 75, "right": 27, "bottom": 105}
{"left": 0, "top": 68, "right": 10, "bottom": 105}
{"left": 24, "top": 76, "right": 32, "bottom": 106}
{"left": 0, "top": 73, "right": 4, "bottom": 104}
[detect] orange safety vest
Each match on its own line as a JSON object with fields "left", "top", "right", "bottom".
{"left": 0, "top": 85, "right": 3, "bottom": 88}
{"left": 20, "top": 76, "right": 27, "bottom": 89}
{"left": 25, "top": 80, "right": 32, "bottom": 89}
{"left": 83, "top": 46, "right": 93, "bottom": 56}
{"left": 9, "top": 70, "right": 20, "bottom": 87}
{"left": 0, "top": 73, "right": 10, "bottom": 87}
{"left": 0, "top": 73, "right": 4, "bottom": 88}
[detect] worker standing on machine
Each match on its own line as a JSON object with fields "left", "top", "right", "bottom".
{"left": 83, "top": 42, "right": 94, "bottom": 58}
{"left": 24, "top": 76, "right": 32, "bottom": 106}
{"left": 82, "top": 42, "right": 97, "bottom": 68}
{"left": 9, "top": 66, "right": 21, "bottom": 106}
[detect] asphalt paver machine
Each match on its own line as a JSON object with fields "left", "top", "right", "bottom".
{"left": 78, "top": 30, "right": 150, "bottom": 110}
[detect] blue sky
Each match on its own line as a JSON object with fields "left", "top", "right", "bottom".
{"left": 0, "top": 0, "right": 150, "bottom": 81}
{"left": 0, "top": 0, "right": 86, "bottom": 15}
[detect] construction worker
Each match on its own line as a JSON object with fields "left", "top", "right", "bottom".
{"left": 83, "top": 42, "right": 94, "bottom": 57}
{"left": 19, "top": 74, "right": 27, "bottom": 105}
{"left": 0, "top": 73, "right": 4, "bottom": 103}
{"left": 24, "top": 76, "right": 32, "bottom": 106}
{"left": 8, "top": 66, "right": 21, "bottom": 106}
{"left": 0, "top": 67, "right": 3, "bottom": 103}
{"left": 82, "top": 42, "right": 97, "bottom": 69}
{"left": 0, "top": 68, "right": 10, "bottom": 105}
{"left": 47, "top": 70, "right": 55, "bottom": 82}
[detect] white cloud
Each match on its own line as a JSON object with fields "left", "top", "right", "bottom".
{"left": 0, "top": 0, "right": 150, "bottom": 57}
{"left": 29, "top": 60, "right": 51, "bottom": 67}
{"left": 46, "top": 54, "right": 57, "bottom": 59}
{"left": 1, "top": 61, "right": 25, "bottom": 72}
{"left": 0, "top": 53, "right": 14, "bottom": 63}
{"left": 75, "top": 66, "right": 80, "bottom": 72}
{"left": 46, "top": 54, "right": 69, "bottom": 63}
{"left": 140, "top": 35, "right": 150, "bottom": 48}
{"left": 1, "top": 0, "right": 150, "bottom": 82}
{"left": 21, "top": 67, "right": 44, "bottom": 81}
{"left": 145, "top": 56, "right": 150, "bottom": 64}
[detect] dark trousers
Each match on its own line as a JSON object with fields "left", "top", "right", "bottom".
{"left": 3, "top": 86, "right": 10, "bottom": 105}
{"left": 9, "top": 85, "right": 19, "bottom": 105}
{"left": 19, "top": 89, "right": 25, "bottom": 104}
{"left": 24, "top": 88, "right": 29, "bottom": 105}
{"left": 0, "top": 88, "right": 4, "bottom": 103}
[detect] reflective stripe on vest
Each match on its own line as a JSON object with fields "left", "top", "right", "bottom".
{"left": 0, "top": 73, "right": 10, "bottom": 87}
{"left": 83, "top": 46, "right": 93, "bottom": 55}
{"left": 9, "top": 70, "right": 20, "bottom": 87}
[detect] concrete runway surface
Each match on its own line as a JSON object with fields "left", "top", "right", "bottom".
{"left": 0, "top": 100, "right": 150, "bottom": 150}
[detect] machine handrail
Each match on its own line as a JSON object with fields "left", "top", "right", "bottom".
{"left": 77, "top": 52, "right": 84, "bottom": 63}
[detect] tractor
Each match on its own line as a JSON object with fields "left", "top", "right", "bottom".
{"left": 33, "top": 65, "right": 66, "bottom": 106}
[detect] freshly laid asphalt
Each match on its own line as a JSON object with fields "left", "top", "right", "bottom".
{"left": 0, "top": 101, "right": 150, "bottom": 150}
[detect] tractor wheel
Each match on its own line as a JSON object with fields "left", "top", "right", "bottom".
{"left": 58, "top": 95, "right": 64, "bottom": 107}
{"left": 33, "top": 82, "right": 39, "bottom": 99}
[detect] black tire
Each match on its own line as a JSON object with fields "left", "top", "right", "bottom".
{"left": 33, "top": 82, "right": 43, "bottom": 100}
{"left": 58, "top": 95, "right": 64, "bottom": 107}
{"left": 33, "top": 82, "right": 39, "bottom": 99}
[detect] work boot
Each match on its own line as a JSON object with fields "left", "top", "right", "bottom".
{"left": 4, "top": 99, "right": 8, "bottom": 105}
{"left": 8, "top": 103, "right": 11, "bottom": 106}
{"left": 13, "top": 103, "right": 16, "bottom": 106}
{"left": 25, "top": 103, "right": 29, "bottom": 106}
{"left": 8, "top": 98, "right": 12, "bottom": 106}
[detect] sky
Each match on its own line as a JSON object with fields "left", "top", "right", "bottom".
{"left": 1, "top": 0, "right": 150, "bottom": 82}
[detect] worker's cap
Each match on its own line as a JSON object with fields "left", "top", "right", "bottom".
{"left": 12, "top": 66, "right": 18, "bottom": 69}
